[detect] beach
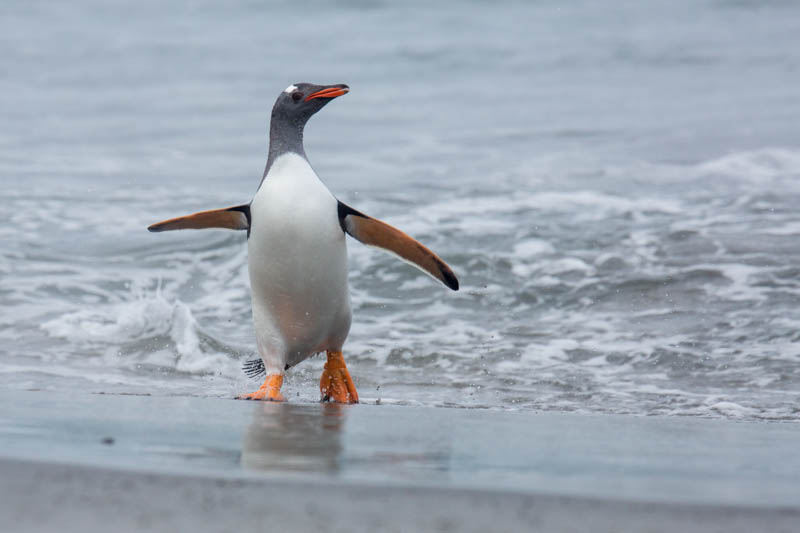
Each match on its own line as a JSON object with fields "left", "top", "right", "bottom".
{"left": 2, "top": 390, "right": 799, "bottom": 532}
{"left": 2, "top": 1, "right": 800, "bottom": 530}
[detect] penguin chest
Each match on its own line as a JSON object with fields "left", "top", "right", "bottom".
{"left": 247, "top": 153, "right": 350, "bottom": 355}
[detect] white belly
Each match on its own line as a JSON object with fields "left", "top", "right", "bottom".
{"left": 247, "top": 153, "right": 351, "bottom": 372}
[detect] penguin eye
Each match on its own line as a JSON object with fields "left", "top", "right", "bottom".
{"left": 291, "top": 91, "right": 303, "bottom": 102}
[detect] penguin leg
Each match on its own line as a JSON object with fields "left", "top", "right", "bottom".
{"left": 320, "top": 351, "right": 359, "bottom": 404}
{"left": 237, "top": 374, "right": 285, "bottom": 402}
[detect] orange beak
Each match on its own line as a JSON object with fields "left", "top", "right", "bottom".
{"left": 305, "top": 86, "right": 349, "bottom": 102}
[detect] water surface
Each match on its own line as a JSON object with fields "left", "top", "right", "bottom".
{"left": 1, "top": 0, "right": 799, "bottom": 420}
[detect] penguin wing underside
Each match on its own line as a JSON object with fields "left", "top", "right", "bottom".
{"left": 147, "top": 204, "right": 250, "bottom": 233}
{"left": 337, "top": 201, "right": 459, "bottom": 291}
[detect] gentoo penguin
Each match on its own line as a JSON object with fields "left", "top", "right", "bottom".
{"left": 148, "top": 83, "right": 458, "bottom": 404}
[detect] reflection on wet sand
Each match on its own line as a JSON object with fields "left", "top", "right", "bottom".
{"left": 241, "top": 402, "right": 347, "bottom": 473}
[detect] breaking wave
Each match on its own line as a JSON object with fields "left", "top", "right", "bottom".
{"left": 2, "top": 148, "right": 799, "bottom": 419}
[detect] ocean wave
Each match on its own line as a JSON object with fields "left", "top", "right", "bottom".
{"left": 2, "top": 147, "right": 800, "bottom": 420}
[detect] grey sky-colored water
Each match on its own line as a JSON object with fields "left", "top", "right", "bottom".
{"left": 1, "top": 0, "right": 799, "bottom": 419}
{"left": 3, "top": 390, "right": 800, "bottom": 508}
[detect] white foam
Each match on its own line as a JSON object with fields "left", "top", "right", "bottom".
{"left": 6, "top": 145, "right": 800, "bottom": 420}
{"left": 419, "top": 190, "right": 681, "bottom": 224}
{"left": 41, "top": 293, "right": 177, "bottom": 343}
{"left": 707, "top": 401, "right": 757, "bottom": 419}
{"left": 513, "top": 239, "right": 555, "bottom": 258}
{"left": 40, "top": 288, "right": 241, "bottom": 378}
{"left": 521, "top": 338, "right": 580, "bottom": 364}
{"left": 538, "top": 257, "right": 595, "bottom": 276}
{"left": 694, "top": 148, "right": 800, "bottom": 181}
{"left": 760, "top": 221, "right": 800, "bottom": 235}
{"left": 693, "top": 262, "right": 767, "bottom": 302}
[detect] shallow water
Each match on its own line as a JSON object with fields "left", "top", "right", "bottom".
{"left": 1, "top": 0, "right": 799, "bottom": 420}
{"left": 4, "top": 390, "right": 800, "bottom": 507}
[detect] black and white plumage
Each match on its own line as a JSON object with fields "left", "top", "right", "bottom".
{"left": 148, "top": 82, "right": 458, "bottom": 400}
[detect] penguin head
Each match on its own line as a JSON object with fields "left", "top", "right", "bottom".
{"left": 272, "top": 83, "right": 349, "bottom": 126}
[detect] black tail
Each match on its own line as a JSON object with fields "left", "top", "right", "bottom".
{"left": 242, "top": 358, "right": 265, "bottom": 379}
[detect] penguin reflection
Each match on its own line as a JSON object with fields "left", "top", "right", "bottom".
{"left": 241, "top": 402, "right": 346, "bottom": 473}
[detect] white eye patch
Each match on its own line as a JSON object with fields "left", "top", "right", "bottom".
{"left": 284, "top": 84, "right": 298, "bottom": 94}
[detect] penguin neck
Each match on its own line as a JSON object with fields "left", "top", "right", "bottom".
{"left": 263, "top": 113, "right": 307, "bottom": 178}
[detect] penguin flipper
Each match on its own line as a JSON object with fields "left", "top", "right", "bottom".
{"left": 148, "top": 204, "right": 251, "bottom": 233}
{"left": 337, "top": 201, "right": 459, "bottom": 291}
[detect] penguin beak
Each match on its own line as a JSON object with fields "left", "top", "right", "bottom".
{"left": 305, "top": 85, "right": 349, "bottom": 102}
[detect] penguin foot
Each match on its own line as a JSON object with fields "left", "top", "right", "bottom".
{"left": 237, "top": 374, "right": 285, "bottom": 402}
{"left": 320, "top": 350, "right": 359, "bottom": 404}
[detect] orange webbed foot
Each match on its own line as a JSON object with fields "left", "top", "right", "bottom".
{"left": 320, "top": 350, "right": 359, "bottom": 404}
{"left": 237, "top": 374, "right": 285, "bottom": 402}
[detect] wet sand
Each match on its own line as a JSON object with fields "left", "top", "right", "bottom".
{"left": 4, "top": 457, "right": 799, "bottom": 533}
{"left": 1, "top": 390, "right": 799, "bottom": 532}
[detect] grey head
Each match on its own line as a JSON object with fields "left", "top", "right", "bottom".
{"left": 263, "top": 82, "right": 349, "bottom": 179}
